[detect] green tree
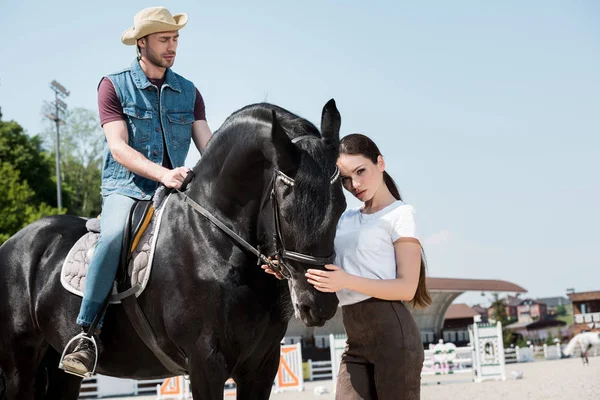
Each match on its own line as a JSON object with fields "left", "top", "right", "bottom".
{"left": 41, "top": 107, "right": 103, "bottom": 217}
{"left": 0, "top": 116, "right": 63, "bottom": 244}
{"left": 503, "top": 330, "right": 515, "bottom": 348}
{"left": 544, "top": 331, "right": 555, "bottom": 346}
{"left": 0, "top": 118, "right": 57, "bottom": 206}
{"left": 516, "top": 336, "right": 528, "bottom": 348}
{"left": 0, "top": 163, "right": 63, "bottom": 244}
{"left": 489, "top": 293, "right": 509, "bottom": 326}
{"left": 556, "top": 305, "right": 567, "bottom": 316}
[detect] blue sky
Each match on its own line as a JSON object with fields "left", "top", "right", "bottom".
{"left": 1, "top": 1, "right": 598, "bottom": 306}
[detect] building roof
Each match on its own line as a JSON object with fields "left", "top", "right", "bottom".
{"left": 518, "top": 298, "right": 545, "bottom": 307}
{"left": 505, "top": 320, "right": 530, "bottom": 330}
{"left": 426, "top": 278, "right": 527, "bottom": 293}
{"left": 445, "top": 303, "right": 479, "bottom": 320}
{"left": 505, "top": 295, "right": 523, "bottom": 307}
{"left": 506, "top": 318, "right": 566, "bottom": 331}
{"left": 471, "top": 304, "right": 488, "bottom": 314}
{"left": 536, "top": 296, "right": 571, "bottom": 307}
{"left": 568, "top": 291, "right": 600, "bottom": 302}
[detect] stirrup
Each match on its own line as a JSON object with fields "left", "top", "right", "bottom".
{"left": 58, "top": 332, "right": 98, "bottom": 378}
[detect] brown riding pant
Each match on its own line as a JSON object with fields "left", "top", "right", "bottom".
{"left": 336, "top": 298, "right": 424, "bottom": 400}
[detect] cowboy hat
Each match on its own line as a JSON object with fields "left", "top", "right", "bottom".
{"left": 121, "top": 7, "right": 187, "bottom": 46}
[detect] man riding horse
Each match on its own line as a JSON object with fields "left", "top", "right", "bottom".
{"left": 61, "top": 6, "right": 213, "bottom": 376}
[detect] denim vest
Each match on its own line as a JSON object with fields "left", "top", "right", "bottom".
{"left": 100, "top": 59, "right": 196, "bottom": 200}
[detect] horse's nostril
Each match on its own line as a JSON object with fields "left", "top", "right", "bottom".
{"left": 300, "top": 304, "right": 312, "bottom": 317}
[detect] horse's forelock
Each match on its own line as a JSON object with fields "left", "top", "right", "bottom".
{"left": 290, "top": 142, "right": 339, "bottom": 246}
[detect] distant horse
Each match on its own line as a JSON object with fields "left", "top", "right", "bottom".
{"left": 0, "top": 100, "right": 346, "bottom": 399}
{"left": 564, "top": 332, "right": 600, "bottom": 365}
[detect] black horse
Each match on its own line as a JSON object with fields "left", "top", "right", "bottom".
{"left": 0, "top": 100, "right": 346, "bottom": 399}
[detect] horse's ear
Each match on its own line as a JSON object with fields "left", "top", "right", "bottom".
{"left": 270, "top": 110, "right": 299, "bottom": 175}
{"left": 320, "top": 99, "right": 341, "bottom": 148}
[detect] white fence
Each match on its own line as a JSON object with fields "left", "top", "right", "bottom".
{"left": 329, "top": 334, "right": 347, "bottom": 386}
{"left": 78, "top": 377, "right": 99, "bottom": 398}
{"left": 80, "top": 376, "right": 165, "bottom": 398}
{"left": 306, "top": 359, "right": 332, "bottom": 380}
{"left": 422, "top": 343, "right": 474, "bottom": 376}
{"left": 506, "top": 342, "right": 599, "bottom": 362}
{"left": 504, "top": 347, "right": 517, "bottom": 364}
{"left": 543, "top": 343, "right": 562, "bottom": 360}
{"left": 517, "top": 345, "right": 535, "bottom": 362}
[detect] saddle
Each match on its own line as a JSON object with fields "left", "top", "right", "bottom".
{"left": 116, "top": 199, "right": 154, "bottom": 292}
{"left": 61, "top": 196, "right": 167, "bottom": 303}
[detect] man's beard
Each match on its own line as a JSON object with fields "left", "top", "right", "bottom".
{"left": 146, "top": 46, "right": 175, "bottom": 69}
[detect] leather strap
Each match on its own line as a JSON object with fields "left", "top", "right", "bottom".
{"left": 181, "top": 193, "right": 276, "bottom": 268}
{"left": 109, "top": 284, "right": 141, "bottom": 302}
{"left": 180, "top": 170, "right": 196, "bottom": 192}
{"left": 121, "top": 295, "right": 188, "bottom": 375}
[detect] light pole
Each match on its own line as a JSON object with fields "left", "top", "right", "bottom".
{"left": 46, "top": 80, "right": 69, "bottom": 209}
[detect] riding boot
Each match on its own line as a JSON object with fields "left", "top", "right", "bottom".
{"left": 61, "top": 328, "right": 102, "bottom": 376}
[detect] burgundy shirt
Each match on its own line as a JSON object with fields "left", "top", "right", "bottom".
{"left": 98, "top": 77, "right": 206, "bottom": 126}
{"left": 98, "top": 77, "right": 206, "bottom": 168}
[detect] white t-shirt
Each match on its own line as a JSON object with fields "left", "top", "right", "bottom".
{"left": 334, "top": 200, "right": 419, "bottom": 306}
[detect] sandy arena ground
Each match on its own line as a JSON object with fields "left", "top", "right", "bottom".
{"left": 110, "top": 357, "right": 599, "bottom": 400}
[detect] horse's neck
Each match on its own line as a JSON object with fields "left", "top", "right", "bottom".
{"left": 190, "top": 143, "right": 273, "bottom": 229}
{"left": 181, "top": 128, "right": 280, "bottom": 260}
{"left": 187, "top": 176, "right": 267, "bottom": 229}
{"left": 192, "top": 132, "right": 270, "bottom": 201}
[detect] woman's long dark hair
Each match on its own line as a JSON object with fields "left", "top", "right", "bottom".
{"left": 339, "top": 134, "right": 431, "bottom": 308}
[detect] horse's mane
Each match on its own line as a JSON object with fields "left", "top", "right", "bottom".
{"left": 196, "top": 103, "right": 322, "bottom": 166}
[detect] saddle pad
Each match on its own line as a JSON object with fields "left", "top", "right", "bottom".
{"left": 60, "top": 193, "right": 173, "bottom": 304}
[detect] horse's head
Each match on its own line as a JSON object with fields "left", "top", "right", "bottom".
{"left": 263, "top": 100, "right": 346, "bottom": 326}
{"left": 191, "top": 99, "right": 346, "bottom": 327}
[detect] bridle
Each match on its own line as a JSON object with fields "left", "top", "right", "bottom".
{"left": 178, "top": 135, "right": 340, "bottom": 279}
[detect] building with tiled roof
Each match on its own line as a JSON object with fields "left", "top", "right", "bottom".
{"left": 568, "top": 290, "right": 600, "bottom": 335}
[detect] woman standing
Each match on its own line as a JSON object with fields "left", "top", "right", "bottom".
{"left": 265, "top": 133, "right": 431, "bottom": 399}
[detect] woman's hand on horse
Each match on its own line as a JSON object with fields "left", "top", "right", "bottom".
{"left": 306, "top": 264, "right": 350, "bottom": 293}
{"left": 261, "top": 257, "right": 284, "bottom": 280}
{"left": 161, "top": 167, "right": 190, "bottom": 189}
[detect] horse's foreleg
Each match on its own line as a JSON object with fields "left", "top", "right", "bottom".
{"left": 187, "top": 346, "right": 229, "bottom": 400}
{"left": 233, "top": 345, "right": 281, "bottom": 400}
